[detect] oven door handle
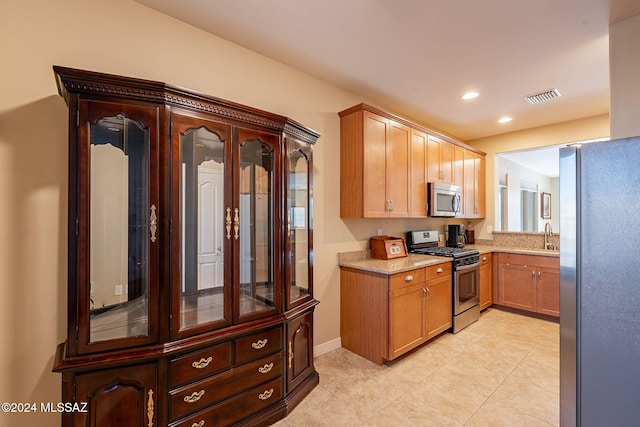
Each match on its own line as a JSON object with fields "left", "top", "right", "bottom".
{"left": 456, "top": 261, "right": 480, "bottom": 271}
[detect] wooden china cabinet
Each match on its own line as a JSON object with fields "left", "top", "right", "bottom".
{"left": 52, "top": 66, "right": 319, "bottom": 427}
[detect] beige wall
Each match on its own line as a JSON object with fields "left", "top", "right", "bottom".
{"left": 610, "top": 13, "right": 640, "bottom": 138}
{"left": 467, "top": 114, "right": 610, "bottom": 240}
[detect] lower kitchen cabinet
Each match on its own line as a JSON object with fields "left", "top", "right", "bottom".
{"left": 340, "top": 262, "right": 452, "bottom": 365}
{"left": 478, "top": 253, "right": 493, "bottom": 310}
{"left": 496, "top": 253, "right": 559, "bottom": 317}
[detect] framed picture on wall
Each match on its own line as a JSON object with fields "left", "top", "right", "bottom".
{"left": 541, "top": 192, "right": 551, "bottom": 219}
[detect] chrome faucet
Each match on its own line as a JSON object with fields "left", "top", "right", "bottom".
{"left": 544, "top": 222, "right": 554, "bottom": 250}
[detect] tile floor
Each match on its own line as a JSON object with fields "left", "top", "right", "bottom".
{"left": 277, "top": 308, "right": 559, "bottom": 426}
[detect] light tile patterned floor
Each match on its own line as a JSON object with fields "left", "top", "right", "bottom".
{"left": 277, "top": 308, "right": 559, "bottom": 426}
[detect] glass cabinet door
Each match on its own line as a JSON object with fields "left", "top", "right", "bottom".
{"left": 235, "top": 128, "right": 281, "bottom": 322}
{"left": 170, "top": 113, "right": 232, "bottom": 339}
{"left": 77, "top": 100, "right": 159, "bottom": 354}
{"left": 286, "top": 143, "right": 313, "bottom": 308}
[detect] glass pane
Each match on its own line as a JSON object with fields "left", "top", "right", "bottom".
{"left": 179, "top": 128, "right": 226, "bottom": 330}
{"left": 239, "top": 140, "right": 275, "bottom": 316}
{"left": 90, "top": 114, "right": 149, "bottom": 342}
{"left": 289, "top": 150, "right": 309, "bottom": 302}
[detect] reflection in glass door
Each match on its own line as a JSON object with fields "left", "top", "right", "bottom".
{"left": 288, "top": 149, "right": 310, "bottom": 305}
{"left": 238, "top": 137, "right": 276, "bottom": 318}
{"left": 89, "top": 114, "right": 150, "bottom": 343}
{"left": 179, "top": 127, "right": 227, "bottom": 331}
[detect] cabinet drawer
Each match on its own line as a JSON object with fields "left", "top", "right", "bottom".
{"left": 235, "top": 327, "right": 282, "bottom": 365}
{"left": 499, "top": 253, "right": 559, "bottom": 269}
{"left": 169, "top": 353, "right": 282, "bottom": 421}
{"left": 479, "top": 253, "right": 492, "bottom": 266}
{"left": 170, "top": 377, "right": 283, "bottom": 427}
{"left": 390, "top": 268, "right": 426, "bottom": 291}
{"left": 169, "top": 342, "right": 232, "bottom": 388}
{"left": 426, "top": 262, "right": 452, "bottom": 280}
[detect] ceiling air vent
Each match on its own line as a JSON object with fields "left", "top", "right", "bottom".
{"left": 524, "top": 88, "right": 561, "bottom": 104}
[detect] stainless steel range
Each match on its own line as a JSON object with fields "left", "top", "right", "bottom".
{"left": 406, "top": 230, "right": 481, "bottom": 333}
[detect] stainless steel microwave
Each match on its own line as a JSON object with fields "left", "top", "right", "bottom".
{"left": 428, "top": 182, "right": 462, "bottom": 217}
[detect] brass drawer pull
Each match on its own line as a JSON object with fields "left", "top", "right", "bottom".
{"left": 258, "top": 388, "right": 274, "bottom": 401}
{"left": 191, "top": 357, "right": 213, "bottom": 369}
{"left": 258, "top": 362, "right": 274, "bottom": 374}
{"left": 191, "top": 422, "right": 205, "bottom": 427}
{"left": 252, "top": 339, "right": 268, "bottom": 350}
{"left": 184, "top": 390, "right": 205, "bottom": 403}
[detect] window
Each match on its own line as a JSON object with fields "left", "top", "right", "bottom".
{"left": 520, "top": 180, "right": 538, "bottom": 232}
{"left": 496, "top": 171, "right": 508, "bottom": 231}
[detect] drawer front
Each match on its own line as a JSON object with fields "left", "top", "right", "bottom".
{"left": 498, "top": 253, "right": 559, "bottom": 269}
{"left": 169, "top": 342, "right": 232, "bottom": 388}
{"left": 235, "top": 327, "right": 282, "bottom": 365}
{"left": 389, "top": 268, "right": 426, "bottom": 291}
{"left": 170, "top": 377, "right": 283, "bottom": 427}
{"left": 426, "top": 262, "right": 452, "bottom": 280}
{"left": 170, "top": 353, "right": 282, "bottom": 421}
{"left": 479, "top": 253, "right": 492, "bottom": 266}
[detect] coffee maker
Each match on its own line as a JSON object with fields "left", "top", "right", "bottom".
{"left": 446, "top": 224, "right": 465, "bottom": 248}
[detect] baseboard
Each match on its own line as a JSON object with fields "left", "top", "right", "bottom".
{"left": 314, "top": 337, "right": 341, "bottom": 357}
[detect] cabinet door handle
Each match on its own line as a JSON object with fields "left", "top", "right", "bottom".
{"left": 233, "top": 207, "right": 240, "bottom": 240}
{"left": 531, "top": 270, "right": 535, "bottom": 280}
{"left": 252, "top": 339, "right": 268, "bottom": 350}
{"left": 259, "top": 388, "right": 274, "bottom": 400}
{"left": 538, "top": 271, "right": 542, "bottom": 279}
{"left": 147, "top": 389, "right": 154, "bottom": 427}
{"left": 192, "top": 357, "right": 213, "bottom": 369}
{"left": 258, "top": 362, "right": 274, "bottom": 374}
{"left": 405, "top": 275, "right": 414, "bottom": 282}
{"left": 225, "top": 207, "right": 232, "bottom": 239}
{"left": 184, "top": 390, "right": 205, "bottom": 403}
{"left": 149, "top": 205, "right": 158, "bottom": 242}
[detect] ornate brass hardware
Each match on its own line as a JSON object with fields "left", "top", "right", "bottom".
{"left": 184, "top": 390, "right": 205, "bottom": 403}
{"left": 192, "top": 357, "right": 213, "bottom": 369}
{"left": 225, "top": 207, "right": 232, "bottom": 239}
{"left": 288, "top": 341, "right": 294, "bottom": 369}
{"left": 252, "top": 339, "right": 267, "bottom": 349}
{"left": 258, "top": 362, "right": 274, "bottom": 374}
{"left": 149, "top": 205, "right": 158, "bottom": 242}
{"left": 191, "top": 421, "right": 205, "bottom": 427}
{"left": 258, "top": 388, "right": 274, "bottom": 401}
{"left": 233, "top": 207, "right": 240, "bottom": 240}
{"left": 147, "top": 390, "right": 154, "bottom": 427}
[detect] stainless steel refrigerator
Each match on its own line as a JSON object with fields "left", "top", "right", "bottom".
{"left": 559, "top": 138, "right": 640, "bottom": 426}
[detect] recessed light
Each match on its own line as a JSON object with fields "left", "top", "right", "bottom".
{"left": 498, "top": 117, "right": 512, "bottom": 123}
{"left": 461, "top": 91, "right": 479, "bottom": 100}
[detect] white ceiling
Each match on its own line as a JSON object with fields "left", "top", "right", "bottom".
{"left": 135, "top": 0, "right": 640, "bottom": 143}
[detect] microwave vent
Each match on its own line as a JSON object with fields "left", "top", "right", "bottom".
{"left": 524, "top": 88, "right": 561, "bottom": 104}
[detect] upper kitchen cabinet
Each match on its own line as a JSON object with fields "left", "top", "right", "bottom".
{"left": 53, "top": 66, "right": 320, "bottom": 427}
{"left": 339, "top": 103, "right": 486, "bottom": 219}
{"left": 340, "top": 105, "right": 410, "bottom": 218}
{"left": 464, "top": 150, "right": 486, "bottom": 218}
{"left": 427, "top": 134, "right": 454, "bottom": 184}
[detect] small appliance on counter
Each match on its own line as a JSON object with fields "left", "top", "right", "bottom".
{"left": 370, "top": 236, "right": 407, "bottom": 260}
{"left": 446, "top": 224, "right": 465, "bottom": 248}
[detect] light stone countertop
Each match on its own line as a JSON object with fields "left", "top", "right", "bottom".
{"left": 338, "top": 245, "right": 559, "bottom": 275}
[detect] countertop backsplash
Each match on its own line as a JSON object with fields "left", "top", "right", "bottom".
{"left": 490, "top": 231, "right": 559, "bottom": 251}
